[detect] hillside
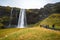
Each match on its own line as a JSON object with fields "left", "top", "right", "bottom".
{"left": 0, "top": 27, "right": 60, "bottom": 40}
{"left": 40, "top": 13, "right": 60, "bottom": 29}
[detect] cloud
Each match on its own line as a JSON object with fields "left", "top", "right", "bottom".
{"left": 0, "top": 0, "right": 60, "bottom": 9}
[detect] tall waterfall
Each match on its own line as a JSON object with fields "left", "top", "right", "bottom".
{"left": 17, "top": 9, "right": 27, "bottom": 28}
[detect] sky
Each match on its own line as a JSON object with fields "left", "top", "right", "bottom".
{"left": 0, "top": 0, "right": 60, "bottom": 9}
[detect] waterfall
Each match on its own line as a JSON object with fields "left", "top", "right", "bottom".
{"left": 8, "top": 8, "right": 13, "bottom": 27}
{"left": 17, "top": 9, "right": 27, "bottom": 28}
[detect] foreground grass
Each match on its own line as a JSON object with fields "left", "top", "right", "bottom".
{"left": 0, "top": 27, "right": 60, "bottom": 40}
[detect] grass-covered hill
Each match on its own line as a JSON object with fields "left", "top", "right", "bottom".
{"left": 40, "top": 13, "right": 60, "bottom": 29}
{"left": 0, "top": 27, "right": 60, "bottom": 40}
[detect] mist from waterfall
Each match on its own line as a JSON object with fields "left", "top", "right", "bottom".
{"left": 17, "top": 9, "right": 27, "bottom": 28}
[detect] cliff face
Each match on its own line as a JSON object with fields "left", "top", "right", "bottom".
{"left": 0, "top": 2, "right": 60, "bottom": 28}
{"left": 0, "top": 6, "right": 20, "bottom": 28}
{"left": 26, "top": 2, "right": 60, "bottom": 24}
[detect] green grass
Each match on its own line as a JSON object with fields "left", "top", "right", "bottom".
{"left": 40, "top": 13, "right": 60, "bottom": 29}
{"left": 0, "top": 13, "right": 60, "bottom": 40}
{"left": 0, "top": 27, "right": 60, "bottom": 40}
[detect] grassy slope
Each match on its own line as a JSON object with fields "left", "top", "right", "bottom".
{"left": 0, "top": 27, "right": 60, "bottom": 40}
{"left": 40, "top": 13, "right": 60, "bottom": 29}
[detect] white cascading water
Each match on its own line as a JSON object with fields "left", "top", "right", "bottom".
{"left": 9, "top": 8, "right": 13, "bottom": 27}
{"left": 17, "top": 9, "right": 26, "bottom": 28}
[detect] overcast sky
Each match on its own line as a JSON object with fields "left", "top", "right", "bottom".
{"left": 0, "top": 0, "right": 60, "bottom": 9}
